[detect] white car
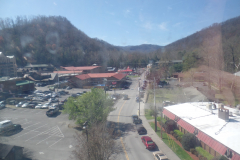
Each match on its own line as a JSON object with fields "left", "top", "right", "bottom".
{"left": 22, "top": 102, "right": 30, "bottom": 108}
{"left": 35, "top": 104, "right": 43, "bottom": 109}
{"left": 16, "top": 101, "right": 27, "bottom": 107}
{"left": 153, "top": 151, "right": 168, "bottom": 160}
{"left": 42, "top": 103, "right": 51, "bottom": 109}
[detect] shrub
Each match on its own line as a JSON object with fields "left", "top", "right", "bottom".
{"left": 174, "top": 130, "right": 184, "bottom": 137}
{"left": 211, "top": 156, "right": 228, "bottom": 160}
{"left": 177, "top": 136, "right": 182, "bottom": 142}
{"left": 164, "top": 120, "right": 178, "bottom": 133}
{"left": 181, "top": 133, "right": 197, "bottom": 151}
{"left": 190, "top": 148, "right": 196, "bottom": 154}
{"left": 170, "top": 131, "right": 174, "bottom": 135}
{"left": 196, "top": 147, "right": 214, "bottom": 160}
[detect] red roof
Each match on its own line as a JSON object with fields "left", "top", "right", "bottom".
{"left": 232, "top": 154, "right": 240, "bottom": 160}
{"left": 75, "top": 74, "right": 90, "bottom": 80}
{"left": 177, "top": 119, "right": 195, "bottom": 133}
{"left": 61, "top": 66, "right": 100, "bottom": 71}
{"left": 75, "top": 73, "right": 127, "bottom": 80}
{"left": 197, "top": 131, "right": 227, "bottom": 155}
{"left": 119, "top": 66, "right": 132, "bottom": 72}
{"left": 53, "top": 71, "right": 82, "bottom": 74}
{"left": 113, "top": 73, "right": 128, "bottom": 80}
{"left": 163, "top": 109, "right": 175, "bottom": 120}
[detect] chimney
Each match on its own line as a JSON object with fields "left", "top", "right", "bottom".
{"left": 218, "top": 107, "right": 229, "bottom": 121}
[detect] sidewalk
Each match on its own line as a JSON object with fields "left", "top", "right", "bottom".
{"left": 139, "top": 100, "right": 181, "bottom": 160}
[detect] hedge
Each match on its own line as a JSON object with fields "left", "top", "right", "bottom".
{"left": 195, "top": 147, "right": 214, "bottom": 160}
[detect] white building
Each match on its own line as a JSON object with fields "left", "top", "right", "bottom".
{"left": 0, "top": 52, "right": 17, "bottom": 77}
{"left": 163, "top": 102, "right": 240, "bottom": 160}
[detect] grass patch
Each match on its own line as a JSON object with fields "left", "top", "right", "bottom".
{"left": 195, "top": 147, "right": 214, "bottom": 160}
{"left": 145, "top": 109, "right": 154, "bottom": 120}
{"left": 149, "top": 122, "right": 193, "bottom": 160}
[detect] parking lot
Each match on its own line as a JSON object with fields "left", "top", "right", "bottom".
{"left": 0, "top": 86, "right": 93, "bottom": 160}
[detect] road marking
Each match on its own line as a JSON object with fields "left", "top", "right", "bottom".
{"left": 117, "top": 101, "right": 129, "bottom": 160}
{"left": 48, "top": 138, "right": 63, "bottom": 148}
{"left": 35, "top": 110, "right": 44, "bottom": 114}
{"left": 36, "top": 135, "right": 53, "bottom": 145}
{"left": 14, "top": 124, "right": 48, "bottom": 139}
{"left": 21, "top": 121, "right": 31, "bottom": 125}
{"left": 23, "top": 122, "right": 41, "bottom": 129}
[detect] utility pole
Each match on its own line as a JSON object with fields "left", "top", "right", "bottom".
{"left": 160, "top": 104, "right": 163, "bottom": 139}
{"left": 154, "top": 77, "right": 157, "bottom": 132}
{"left": 138, "top": 79, "right": 140, "bottom": 116}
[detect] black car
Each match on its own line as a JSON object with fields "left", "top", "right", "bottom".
{"left": 132, "top": 115, "right": 142, "bottom": 124}
{"left": 136, "top": 124, "right": 147, "bottom": 135}
{"left": 0, "top": 124, "right": 22, "bottom": 136}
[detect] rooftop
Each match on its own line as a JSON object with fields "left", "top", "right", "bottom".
{"left": 61, "top": 66, "right": 101, "bottom": 71}
{"left": 75, "top": 72, "right": 127, "bottom": 80}
{"left": 164, "top": 102, "right": 240, "bottom": 154}
{"left": 16, "top": 80, "right": 35, "bottom": 86}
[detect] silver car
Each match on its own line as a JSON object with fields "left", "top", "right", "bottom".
{"left": 16, "top": 101, "right": 27, "bottom": 107}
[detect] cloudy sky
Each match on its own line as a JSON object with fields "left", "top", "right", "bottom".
{"left": 1, "top": 0, "right": 240, "bottom": 46}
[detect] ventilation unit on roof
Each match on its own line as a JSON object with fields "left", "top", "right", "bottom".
{"left": 218, "top": 103, "right": 224, "bottom": 109}
{"left": 206, "top": 103, "right": 212, "bottom": 110}
{"left": 218, "top": 108, "right": 229, "bottom": 121}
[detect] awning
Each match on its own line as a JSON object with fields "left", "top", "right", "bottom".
{"left": 177, "top": 119, "right": 195, "bottom": 133}
{"left": 197, "top": 131, "right": 227, "bottom": 155}
{"left": 232, "top": 154, "right": 240, "bottom": 160}
{"left": 163, "top": 109, "right": 175, "bottom": 120}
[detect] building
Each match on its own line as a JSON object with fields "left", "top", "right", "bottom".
{"left": 0, "top": 143, "right": 23, "bottom": 160}
{"left": 24, "top": 64, "right": 54, "bottom": 72}
{"left": 163, "top": 102, "right": 240, "bottom": 159}
{"left": 69, "top": 72, "right": 127, "bottom": 88}
{"left": 0, "top": 52, "right": 17, "bottom": 77}
{"left": 60, "top": 66, "right": 102, "bottom": 74}
{"left": 0, "top": 77, "right": 34, "bottom": 94}
{"left": 118, "top": 66, "right": 133, "bottom": 74}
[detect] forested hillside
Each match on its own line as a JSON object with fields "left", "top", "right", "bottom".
{"left": 0, "top": 16, "right": 154, "bottom": 68}
{"left": 155, "top": 16, "right": 240, "bottom": 73}
{"left": 154, "top": 17, "right": 240, "bottom": 72}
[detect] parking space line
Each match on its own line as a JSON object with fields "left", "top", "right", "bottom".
{"left": 48, "top": 138, "right": 63, "bottom": 148}
{"left": 14, "top": 124, "right": 48, "bottom": 139}
{"left": 57, "top": 125, "right": 64, "bottom": 137}
{"left": 25, "top": 126, "right": 61, "bottom": 142}
{"left": 29, "top": 110, "right": 38, "bottom": 113}
{"left": 36, "top": 135, "right": 53, "bottom": 145}
{"left": 21, "top": 121, "right": 31, "bottom": 125}
{"left": 24, "top": 122, "right": 41, "bottom": 129}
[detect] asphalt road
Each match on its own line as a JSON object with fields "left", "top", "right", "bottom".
{"left": 108, "top": 75, "right": 157, "bottom": 160}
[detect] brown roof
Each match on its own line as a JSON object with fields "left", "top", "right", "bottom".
{"left": 75, "top": 73, "right": 127, "bottom": 80}
{"left": 61, "top": 66, "right": 101, "bottom": 71}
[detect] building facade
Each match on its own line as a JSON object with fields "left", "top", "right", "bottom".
{"left": 0, "top": 52, "right": 17, "bottom": 77}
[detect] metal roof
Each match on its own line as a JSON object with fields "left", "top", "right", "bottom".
{"left": 61, "top": 66, "right": 101, "bottom": 71}
{"left": 164, "top": 102, "right": 240, "bottom": 155}
{"left": 75, "top": 73, "right": 127, "bottom": 80}
{"left": 177, "top": 119, "right": 195, "bottom": 133}
{"left": 162, "top": 109, "right": 175, "bottom": 120}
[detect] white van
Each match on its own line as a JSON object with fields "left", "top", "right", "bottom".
{"left": 0, "top": 120, "right": 13, "bottom": 131}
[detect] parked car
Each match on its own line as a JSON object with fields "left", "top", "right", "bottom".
{"left": 61, "top": 99, "right": 67, "bottom": 103}
{"left": 15, "top": 101, "right": 27, "bottom": 107}
{"left": 35, "top": 103, "right": 44, "bottom": 109}
{"left": 48, "top": 98, "right": 59, "bottom": 103}
{"left": 22, "top": 102, "right": 37, "bottom": 108}
{"left": 66, "top": 86, "right": 72, "bottom": 90}
{"left": 0, "top": 104, "right": 5, "bottom": 109}
{"left": 0, "top": 101, "right": 6, "bottom": 104}
{"left": 46, "top": 107, "right": 59, "bottom": 117}
{"left": 0, "top": 120, "right": 22, "bottom": 136}
{"left": 132, "top": 115, "right": 142, "bottom": 124}
{"left": 42, "top": 103, "right": 51, "bottom": 109}
{"left": 9, "top": 100, "right": 17, "bottom": 105}
{"left": 141, "top": 136, "right": 156, "bottom": 150}
{"left": 136, "top": 124, "right": 147, "bottom": 135}
{"left": 153, "top": 151, "right": 168, "bottom": 160}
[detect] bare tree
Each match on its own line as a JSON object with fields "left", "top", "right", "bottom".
{"left": 72, "top": 122, "right": 122, "bottom": 160}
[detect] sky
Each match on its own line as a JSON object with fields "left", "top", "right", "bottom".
{"left": 0, "top": 0, "right": 240, "bottom": 46}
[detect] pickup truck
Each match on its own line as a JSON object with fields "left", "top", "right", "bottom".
{"left": 46, "top": 107, "right": 59, "bottom": 117}
{"left": 132, "top": 115, "right": 142, "bottom": 124}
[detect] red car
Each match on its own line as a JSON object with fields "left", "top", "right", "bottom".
{"left": 141, "top": 136, "right": 156, "bottom": 150}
